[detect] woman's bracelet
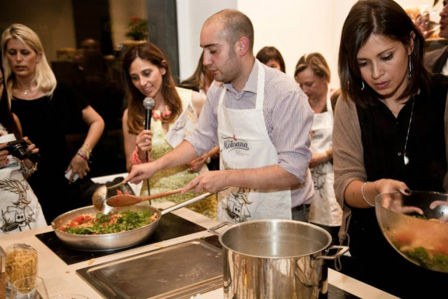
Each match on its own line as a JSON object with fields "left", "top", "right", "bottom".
{"left": 76, "top": 151, "right": 89, "bottom": 162}
{"left": 131, "top": 147, "right": 143, "bottom": 165}
{"left": 131, "top": 147, "right": 151, "bottom": 165}
{"left": 361, "top": 182, "right": 375, "bottom": 207}
{"left": 79, "top": 144, "right": 92, "bottom": 160}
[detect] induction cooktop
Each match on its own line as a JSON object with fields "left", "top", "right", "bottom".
{"left": 35, "top": 212, "right": 205, "bottom": 265}
{"left": 77, "top": 235, "right": 360, "bottom": 299}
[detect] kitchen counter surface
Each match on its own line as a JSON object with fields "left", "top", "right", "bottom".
{"left": 0, "top": 202, "right": 399, "bottom": 299}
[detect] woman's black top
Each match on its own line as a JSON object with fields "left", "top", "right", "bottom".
{"left": 348, "top": 74, "right": 448, "bottom": 298}
{"left": 11, "top": 84, "right": 91, "bottom": 221}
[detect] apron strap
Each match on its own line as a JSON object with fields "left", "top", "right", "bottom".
{"left": 255, "top": 61, "right": 265, "bottom": 110}
{"left": 326, "top": 90, "right": 334, "bottom": 122}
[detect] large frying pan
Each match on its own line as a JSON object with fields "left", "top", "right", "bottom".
{"left": 51, "top": 192, "right": 211, "bottom": 251}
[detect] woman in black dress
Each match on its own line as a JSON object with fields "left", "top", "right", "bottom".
{"left": 1, "top": 24, "right": 104, "bottom": 221}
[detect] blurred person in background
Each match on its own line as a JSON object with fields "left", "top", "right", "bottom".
{"left": 406, "top": 6, "right": 439, "bottom": 39}
{"left": 122, "top": 42, "right": 217, "bottom": 219}
{"left": 256, "top": 46, "right": 286, "bottom": 72}
{"left": 179, "top": 52, "right": 214, "bottom": 95}
{"left": 0, "top": 54, "right": 46, "bottom": 233}
{"left": 1, "top": 24, "right": 104, "bottom": 221}
{"left": 425, "top": 0, "right": 448, "bottom": 74}
{"left": 294, "top": 52, "right": 342, "bottom": 244}
{"left": 179, "top": 52, "right": 219, "bottom": 171}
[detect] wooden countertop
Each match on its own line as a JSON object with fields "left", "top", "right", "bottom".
{"left": 0, "top": 203, "right": 398, "bottom": 299}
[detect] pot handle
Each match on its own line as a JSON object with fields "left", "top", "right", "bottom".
{"left": 160, "top": 192, "right": 211, "bottom": 216}
{"left": 207, "top": 222, "right": 234, "bottom": 236}
{"left": 317, "top": 245, "right": 349, "bottom": 260}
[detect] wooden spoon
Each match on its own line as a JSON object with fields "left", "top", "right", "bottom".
{"left": 106, "top": 188, "right": 183, "bottom": 207}
{"left": 92, "top": 180, "right": 129, "bottom": 212}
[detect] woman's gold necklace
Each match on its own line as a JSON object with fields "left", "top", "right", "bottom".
{"left": 18, "top": 85, "right": 35, "bottom": 96}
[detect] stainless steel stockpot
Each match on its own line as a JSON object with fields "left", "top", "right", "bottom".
{"left": 210, "top": 219, "right": 348, "bottom": 299}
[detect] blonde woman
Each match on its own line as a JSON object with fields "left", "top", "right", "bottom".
{"left": 294, "top": 52, "right": 342, "bottom": 243}
{"left": 1, "top": 24, "right": 104, "bottom": 221}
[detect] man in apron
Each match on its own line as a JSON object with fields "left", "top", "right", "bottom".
{"left": 126, "top": 9, "right": 314, "bottom": 223}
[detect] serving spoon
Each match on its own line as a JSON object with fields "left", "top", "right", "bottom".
{"left": 92, "top": 181, "right": 128, "bottom": 213}
{"left": 106, "top": 188, "right": 183, "bottom": 207}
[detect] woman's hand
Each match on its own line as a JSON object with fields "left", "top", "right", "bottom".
{"left": 66, "top": 154, "right": 90, "bottom": 182}
{"left": 22, "top": 136, "right": 39, "bottom": 169}
{"left": 186, "top": 146, "right": 220, "bottom": 173}
{"left": 372, "top": 178, "right": 410, "bottom": 195}
{"left": 186, "top": 153, "right": 208, "bottom": 173}
{"left": 309, "top": 150, "right": 332, "bottom": 168}
{"left": 372, "top": 179, "right": 419, "bottom": 213}
{"left": 135, "top": 130, "right": 153, "bottom": 162}
{"left": 0, "top": 143, "right": 9, "bottom": 167}
{"left": 347, "top": 178, "right": 410, "bottom": 208}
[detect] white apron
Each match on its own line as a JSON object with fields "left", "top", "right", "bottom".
{"left": 309, "top": 95, "right": 342, "bottom": 226}
{"left": 217, "top": 61, "right": 291, "bottom": 223}
{"left": 0, "top": 129, "right": 47, "bottom": 234}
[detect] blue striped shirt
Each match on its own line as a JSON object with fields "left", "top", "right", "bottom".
{"left": 186, "top": 60, "right": 314, "bottom": 207}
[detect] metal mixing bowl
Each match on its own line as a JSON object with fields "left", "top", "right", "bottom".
{"left": 375, "top": 191, "right": 448, "bottom": 273}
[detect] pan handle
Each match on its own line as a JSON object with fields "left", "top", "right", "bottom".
{"left": 160, "top": 192, "right": 212, "bottom": 216}
{"left": 316, "top": 245, "right": 349, "bottom": 260}
{"left": 207, "top": 222, "right": 233, "bottom": 235}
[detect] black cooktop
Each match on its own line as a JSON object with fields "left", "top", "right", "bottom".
{"left": 35, "top": 213, "right": 205, "bottom": 265}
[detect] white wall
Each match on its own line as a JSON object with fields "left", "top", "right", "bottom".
{"left": 176, "top": 0, "right": 237, "bottom": 80}
{"left": 177, "top": 0, "right": 441, "bottom": 88}
{"left": 239, "top": 0, "right": 356, "bottom": 89}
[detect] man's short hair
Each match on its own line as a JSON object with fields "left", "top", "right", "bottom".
{"left": 206, "top": 9, "right": 254, "bottom": 52}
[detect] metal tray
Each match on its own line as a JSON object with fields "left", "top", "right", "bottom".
{"left": 77, "top": 238, "right": 223, "bottom": 298}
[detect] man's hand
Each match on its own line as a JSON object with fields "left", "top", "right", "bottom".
{"left": 126, "top": 162, "right": 158, "bottom": 184}
{"left": 182, "top": 170, "right": 230, "bottom": 193}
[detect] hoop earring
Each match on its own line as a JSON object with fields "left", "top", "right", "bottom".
{"left": 408, "top": 56, "right": 413, "bottom": 78}
{"left": 361, "top": 80, "right": 365, "bottom": 91}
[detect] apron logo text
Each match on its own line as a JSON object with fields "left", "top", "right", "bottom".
{"left": 222, "top": 136, "right": 249, "bottom": 151}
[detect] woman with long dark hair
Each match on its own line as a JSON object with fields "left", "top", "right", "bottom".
{"left": 122, "top": 42, "right": 216, "bottom": 219}
{"left": 334, "top": 0, "right": 447, "bottom": 297}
